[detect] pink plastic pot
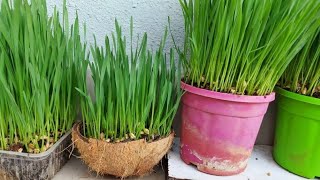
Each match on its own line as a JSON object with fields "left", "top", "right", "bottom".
{"left": 180, "top": 81, "right": 275, "bottom": 176}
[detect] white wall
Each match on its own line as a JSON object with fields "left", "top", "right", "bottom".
{"left": 46, "top": 0, "right": 185, "bottom": 53}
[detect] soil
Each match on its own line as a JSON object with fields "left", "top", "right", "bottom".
{"left": 104, "top": 136, "right": 160, "bottom": 143}
{"left": 81, "top": 125, "right": 162, "bottom": 144}
{"left": 8, "top": 143, "right": 24, "bottom": 152}
{"left": 283, "top": 87, "right": 320, "bottom": 99}
{"left": 183, "top": 78, "right": 320, "bottom": 98}
{"left": 313, "top": 92, "right": 320, "bottom": 99}
{"left": 4, "top": 132, "right": 64, "bottom": 153}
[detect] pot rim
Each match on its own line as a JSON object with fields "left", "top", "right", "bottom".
{"left": 275, "top": 87, "right": 320, "bottom": 106}
{"left": 0, "top": 130, "right": 71, "bottom": 157}
{"left": 181, "top": 81, "right": 275, "bottom": 103}
{"left": 73, "top": 122, "right": 174, "bottom": 145}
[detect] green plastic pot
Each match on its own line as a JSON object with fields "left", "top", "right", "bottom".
{"left": 273, "top": 87, "right": 320, "bottom": 179}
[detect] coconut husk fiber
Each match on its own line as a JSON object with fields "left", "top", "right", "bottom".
{"left": 72, "top": 123, "right": 174, "bottom": 178}
{"left": 0, "top": 169, "right": 16, "bottom": 180}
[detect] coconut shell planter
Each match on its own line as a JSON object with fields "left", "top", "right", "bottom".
{"left": 72, "top": 123, "right": 174, "bottom": 177}
{"left": 74, "top": 20, "right": 182, "bottom": 178}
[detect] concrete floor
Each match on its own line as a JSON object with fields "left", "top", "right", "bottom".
{"left": 52, "top": 138, "right": 311, "bottom": 180}
{"left": 52, "top": 157, "right": 165, "bottom": 180}
{"left": 168, "top": 139, "right": 311, "bottom": 180}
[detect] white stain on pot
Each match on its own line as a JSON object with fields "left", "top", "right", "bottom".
{"left": 191, "top": 150, "right": 248, "bottom": 172}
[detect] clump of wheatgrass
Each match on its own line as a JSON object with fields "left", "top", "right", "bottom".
{"left": 76, "top": 19, "right": 182, "bottom": 142}
{"left": 0, "top": 0, "right": 86, "bottom": 153}
{"left": 279, "top": 29, "right": 320, "bottom": 98}
{"left": 178, "top": 0, "right": 320, "bottom": 96}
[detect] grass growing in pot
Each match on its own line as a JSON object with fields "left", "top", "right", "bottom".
{"left": 178, "top": 0, "right": 320, "bottom": 96}
{"left": 76, "top": 19, "right": 182, "bottom": 143}
{"left": 0, "top": 0, "right": 86, "bottom": 153}
{"left": 74, "top": 20, "right": 181, "bottom": 177}
{"left": 279, "top": 29, "right": 320, "bottom": 98}
{"left": 177, "top": 0, "right": 320, "bottom": 176}
{"left": 273, "top": 29, "right": 320, "bottom": 179}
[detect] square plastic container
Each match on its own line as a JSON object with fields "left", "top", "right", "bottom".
{"left": 0, "top": 131, "right": 71, "bottom": 180}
